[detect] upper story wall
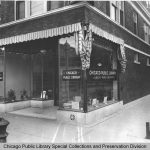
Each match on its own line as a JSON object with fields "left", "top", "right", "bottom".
{"left": 94, "top": 1, "right": 110, "bottom": 16}
{"left": 93, "top": 1, "right": 150, "bottom": 45}
{"left": 0, "top": 1, "right": 14, "bottom": 24}
{"left": 124, "top": 2, "right": 145, "bottom": 40}
{"left": 0, "top": 1, "right": 150, "bottom": 47}
{"left": 0, "top": 1, "right": 67, "bottom": 25}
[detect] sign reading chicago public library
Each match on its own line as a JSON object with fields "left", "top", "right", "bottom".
{"left": 62, "top": 70, "right": 81, "bottom": 80}
{"left": 88, "top": 70, "right": 117, "bottom": 80}
{"left": 0, "top": 72, "right": 3, "bottom": 81}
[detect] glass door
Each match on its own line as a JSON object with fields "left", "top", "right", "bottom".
{"left": 32, "top": 49, "right": 55, "bottom": 100}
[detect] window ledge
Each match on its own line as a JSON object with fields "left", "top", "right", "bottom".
{"left": 134, "top": 61, "right": 141, "bottom": 64}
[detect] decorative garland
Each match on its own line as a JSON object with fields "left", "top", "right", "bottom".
{"left": 78, "top": 25, "right": 92, "bottom": 70}
{"left": 117, "top": 44, "right": 127, "bottom": 73}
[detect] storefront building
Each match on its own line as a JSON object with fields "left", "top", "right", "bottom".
{"left": 0, "top": 1, "right": 150, "bottom": 125}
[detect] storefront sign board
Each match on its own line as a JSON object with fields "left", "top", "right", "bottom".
{"left": 88, "top": 70, "right": 117, "bottom": 80}
{"left": 62, "top": 69, "right": 81, "bottom": 80}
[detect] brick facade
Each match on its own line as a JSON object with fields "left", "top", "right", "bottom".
{"left": 85, "top": 6, "right": 150, "bottom": 55}
{"left": 94, "top": 1, "right": 110, "bottom": 16}
{"left": 120, "top": 48, "right": 150, "bottom": 103}
{"left": 0, "top": 1, "right": 14, "bottom": 24}
{"left": 0, "top": 7, "right": 85, "bottom": 39}
{"left": 0, "top": 1, "right": 149, "bottom": 45}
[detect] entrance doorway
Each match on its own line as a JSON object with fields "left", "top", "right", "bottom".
{"left": 32, "top": 49, "right": 55, "bottom": 101}
{"left": 3, "top": 38, "right": 59, "bottom": 106}
{"left": 31, "top": 40, "right": 59, "bottom": 106}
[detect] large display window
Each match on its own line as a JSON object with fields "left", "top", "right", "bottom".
{"left": 87, "top": 36, "right": 118, "bottom": 111}
{"left": 59, "top": 35, "right": 84, "bottom": 111}
{"left": 58, "top": 34, "right": 118, "bottom": 112}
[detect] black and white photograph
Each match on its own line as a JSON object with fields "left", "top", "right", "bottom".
{"left": 0, "top": 0, "right": 149, "bottom": 147}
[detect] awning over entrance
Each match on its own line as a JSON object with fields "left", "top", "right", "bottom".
{"left": 89, "top": 24, "right": 124, "bottom": 45}
{"left": 0, "top": 22, "right": 126, "bottom": 72}
{"left": 0, "top": 22, "right": 124, "bottom": 46}
{"left": 0, "top": 23, "right": 82, "bottom": 46}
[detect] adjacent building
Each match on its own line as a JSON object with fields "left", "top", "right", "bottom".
{"left": 0, "top": 1, "right": 150, "bottom": 125}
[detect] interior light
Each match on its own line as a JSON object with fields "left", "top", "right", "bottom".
{"left": 40, "top": 49, "right": 47, "bottom": 54}
{"left": 97, "top": 63, "right": 102, "bottom": 67}
{"left": 1, "top": 47, "right": 5, "bottom": 51}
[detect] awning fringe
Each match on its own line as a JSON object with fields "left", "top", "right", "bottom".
{"left": 0, "top": 22, "right": 82, "bottom": 46}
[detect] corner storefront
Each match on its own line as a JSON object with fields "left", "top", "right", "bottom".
{"left": 0, "top": 4, "right": 127, "bottom": 125}
{"left": 57, "top": 23, "right": 126, "bottom": 125}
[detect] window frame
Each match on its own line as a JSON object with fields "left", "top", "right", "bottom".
{"left": 58, "top": 35, "right": 84, "bottom": 112}
{"left": 15, "top": 1, "right": 26, "bottom": 20}
{"left": 119, "top": 1, "right": 125, "bottom": 26}
{"left": 146, "top": 57, "right": 150, "bottom": 66}
{"left": 29, "top": 1, "right": 47, "bottom": 16}
{"left": 110, "top": 1, "right": 117, "bottom": 22}
{"left": 133, "top": 11, "right": 138, "bottom": 35}
{"left": 110, "top": 1, "right": 125, "bottom": 26}
{"left": 111, "top": 3, "right": 117, "bottom": 21}
{"left": 134, "top": 53, "right": 140, "bottom": 64}
{"left": 144, "top": 23, "right": 149, "bottom": 43}
{"left": 15, "top": 0, "right": 47, "bottom": 20}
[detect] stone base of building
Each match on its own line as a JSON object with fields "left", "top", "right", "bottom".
{"left": 31, "top": 100, "right": 54, "bottom": 108}
{"left": 0, "top": 100, "right": 54, "bottom": 112}
{"left": 123, "top": 94, "right": 150, "bottom": 110}
{"left": 57, "top": 101, "right": 123, "bottom": 126}
{"left": 0, "top": 101, "right": 31, "bottom": 113}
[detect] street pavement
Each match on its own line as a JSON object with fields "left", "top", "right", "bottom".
{"left": 1, "top": 95, "right": 150, "bottom": 143}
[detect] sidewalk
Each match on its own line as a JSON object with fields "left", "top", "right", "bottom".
{"left": 1, "top": 95, "right": 150, "bottom": 143}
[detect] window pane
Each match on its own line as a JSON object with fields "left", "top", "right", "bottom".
{"left": 144, "top": 24, "right": 149, "bottom": 43}
{"left": 120, "top": 10, "right": 124, "bottom": 26}
{"left": 134, "top": 53, "right": 139, "bottom": 63}
{"left": 30, "top": 1, "right": 44, "bottom": 16}
{"left": 133, "top": 12, "right": 137, "bottom": 23}
{"left": 59, "top": 35, "right": 83, "bottom": 112}
{"left": 133, "top": 12, "right": 138, "bottom": 34}
{"left": 147, "top": 58, "right": 150, "bottom": 65}
{"left": 134, "top": 23, "right": 137, "bottom": 34}
{"left": 47, "top": 1, "right": 51, "bottom": 11}
{"left": 47, "top": 1, "right": 64, "bottom": 11}
{"left": 118, "top": 1, "right": 124, "bottom": 10}
{"left": 16, "top": 1, "right": 25, "bottom": 20}
{"left": 121, "top": 1, "right": 124, "bottom": 10}
{"left": 111, "top": 5, "right": 116, "bottom": 21}
{"left": 87, "top": 37, "right": 118, "bottom": 111}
